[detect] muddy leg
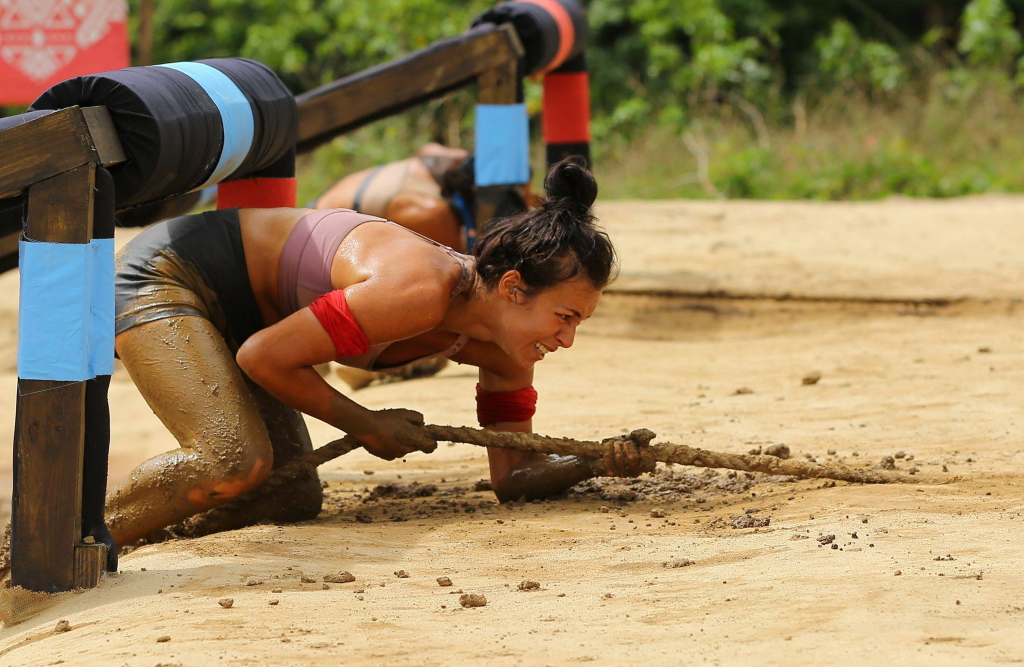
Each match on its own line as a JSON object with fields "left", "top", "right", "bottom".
{"left": 177, "top": 381, "right": 324, "bottom": 537}
{"left": 105, "top": 317, "right": 273, "bottom": 545}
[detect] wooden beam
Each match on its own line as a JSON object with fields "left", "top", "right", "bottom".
{"left": 11, "top": 163, "right": 96, "bottom": 593}
{"left": 297, "top": 24, "right": 524, "bottom": 153}
{"left": 0, "top": 108, "right": 103, "bottom": 199}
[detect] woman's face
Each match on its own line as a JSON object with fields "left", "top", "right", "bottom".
{"left": 494, "top": 272, "right": 602, "bottom": 369}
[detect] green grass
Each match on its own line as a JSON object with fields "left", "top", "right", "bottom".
{"left": 299, "top": 75, "right": 1024, "bottom": 202}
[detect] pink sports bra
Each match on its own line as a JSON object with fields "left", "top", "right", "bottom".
{"left": 277, "top": 208, "right": 470, "bottom": 371}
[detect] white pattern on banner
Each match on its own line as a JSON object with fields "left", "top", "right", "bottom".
{"left": 0, "top": 0, "right": 126, "bottom": 81}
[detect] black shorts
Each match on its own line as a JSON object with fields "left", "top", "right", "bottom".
{"left": 114, "top": 208, "right": 265, "bottom": 351}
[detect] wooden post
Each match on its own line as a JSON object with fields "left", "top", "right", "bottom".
{"left": 474, "top": 58, "right": 525, "bottom": 241}
{"left": 10, "top": 163, "right": 97, "bottom": 593}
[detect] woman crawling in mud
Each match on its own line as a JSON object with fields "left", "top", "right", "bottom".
{"left": 106, "top": 157, "right": 652, "bottom": 548}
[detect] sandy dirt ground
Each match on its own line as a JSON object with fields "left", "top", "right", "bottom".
{"left": 1, "top": 198, "right": 1023, "bottom": 666}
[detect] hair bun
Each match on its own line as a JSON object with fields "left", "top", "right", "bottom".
{"left": 543, "top": 156, "right": 597, "bottom": 217}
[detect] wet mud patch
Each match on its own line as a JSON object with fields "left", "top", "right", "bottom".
{"left": 568, "top": 467, "right": 796, "bottom": 504}
{"left": 321, "top": 481, "right": 500, "bottom": 524}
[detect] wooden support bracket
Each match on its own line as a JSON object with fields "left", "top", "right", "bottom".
{"left": 73, "top": 543, "right": 108, "bottom": 589}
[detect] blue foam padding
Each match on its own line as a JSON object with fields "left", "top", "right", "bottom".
{"left": 475, "top": 104, "right": 530, "bottom": 187}
{"left": 158, "top": 62, "right": 255, "bottom": 189}
{"left": 88, "top": 238, "right": 115, "bottom": 376}
{"left": 19, "top": 241, "right": 94, "bottom": 381}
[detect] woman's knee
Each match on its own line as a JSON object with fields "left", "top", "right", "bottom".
{"left": 186, "top": 428, "right": 274, "bottom": 505}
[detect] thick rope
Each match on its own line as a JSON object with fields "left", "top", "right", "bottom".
{"left": 236, "top": 424, "right": 904, "bottom": 510}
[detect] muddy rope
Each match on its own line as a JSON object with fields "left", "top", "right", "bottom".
{"left": 0, "top": 426, "right": 906, "bottom": 579}
{"left": 230, "top": 424, "right": 905, "bottom": 511}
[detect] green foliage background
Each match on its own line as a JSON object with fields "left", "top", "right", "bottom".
{"left": 119, "top": 0, "right": 1024, "bottom": 199}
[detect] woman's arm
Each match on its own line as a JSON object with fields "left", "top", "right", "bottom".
{"left": 452, "top": 341, "right": 650, "bottom": 503}
{"left": 237, "top": 276, "right": 448, "bottom": 459}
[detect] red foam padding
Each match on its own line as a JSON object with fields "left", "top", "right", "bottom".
{"left": 217, "top": 177, "right": 297, "bottom": 209}
{"left": 543, "top": 72, "right": 591, "bottom": 144}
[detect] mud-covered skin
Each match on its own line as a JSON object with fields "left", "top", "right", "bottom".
{"left": 171, "top": 374, "right": 322, "bottom": 539}
{"left": 106, "top": 315, "right": 322, "bottom": 545}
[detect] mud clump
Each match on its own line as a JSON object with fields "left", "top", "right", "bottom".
{"left": 460, "top": 593, "right": 487, "bottom": 608}
{"left": 394, "top": 570, "right": 410, "bottom": 578}
{"left": 218, "top": 598, "right": 234, "bottom": 608}
{"left": 877, "top": 456, "right": 897, "bottom": 471}
{"left": 817, "top": 535, "right": 835, "bottom": 546}
{"left": 474, "top": 480, "right": 493, "bottom": 492}
{"left": 802, "top": 371, "right": 822, "bottom": 385}
{"left": 54, "top": 619, "right": 71, "bottom": 633}
{"left": 518, "top": 580, "right": 540, "bottom": 591}
{"left": 730, "top": 514, "right": 770, "bottom": 529}
{"left": 663, "top": 558, "right": 694, "bottom": 568}
{"left": 437, "top": 576, "right": 453, "bottom": 587}
{"left": 324, "top": 572, "right": 355, "bottom": 584}
{"left": 300, "top": 576, "right": 317, "bottom": 584}
{"left": 156, "top": 635, "right": 171, "bottom": 643}
{"left": 367, "top": 482, "right": 438, "bottom": 500}
{"left": 764, "top": 444, "right": 790, "bottom": 459}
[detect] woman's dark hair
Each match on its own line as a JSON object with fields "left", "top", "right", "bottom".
{"left": 473, "top": 156, "right": 617, "bottom": 293}
{"left": 441, "top": 156, "right": 477, "bottom": 214}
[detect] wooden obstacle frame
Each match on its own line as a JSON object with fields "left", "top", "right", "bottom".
{"left": 0, "top": 2, "right": 590, "bottom": 593}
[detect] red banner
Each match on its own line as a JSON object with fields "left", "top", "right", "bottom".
{"left": 0, "top": 0, "right": 129, "bottom": 105}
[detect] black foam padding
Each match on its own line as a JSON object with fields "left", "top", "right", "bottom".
{"left": 554, "top": 52, "right": 587, "bottom": 75}
{"left": 30, "top": 58, "right": 298, "bottom": 208}
{"left": 235, "top": 145, "right": 296, "bottom": 180}
{"left": 115, "top": 190, "right": 205, "bottom": 228}
{"left": 546, "top": 142, "right": 590, "bottom": 168}
{"left": 201, "top": 58, "right": 297, "bottom": 180}
{"left": 473, "top": 2, "right": 560, "bottom": 76}
{"left": 557, "top": 0, "right": 589, "bottom": 58}
{"left": 91, "top": 166, "right": 116, "bottom": 240}
{"left": 472, "top": 0, "right": 587, "bottom": 75}
{"left": 0, "top": 193, "right": 25, "bottom": 274}
{"left": 31, "top": 66, "right": 222, "bottom": 208}
{"left": 83, "top": 168, "right": 116, "bottom": 570}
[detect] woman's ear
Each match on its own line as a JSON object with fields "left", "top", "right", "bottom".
{"left": 497, "top": 270, "right": 525, "bottom": 304}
